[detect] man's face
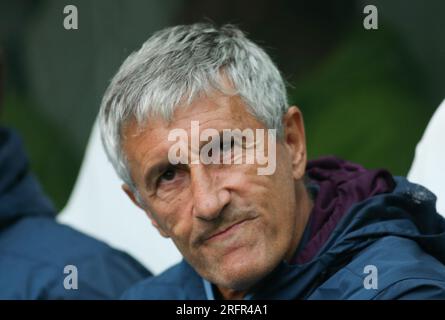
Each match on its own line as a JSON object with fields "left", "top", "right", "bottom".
{"left": 122, "top": 91, "right": 309, "bottom": 292}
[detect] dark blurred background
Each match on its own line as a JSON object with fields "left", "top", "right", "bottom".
{"left": 0, "top": 0, "right": 444, "bottom": 210}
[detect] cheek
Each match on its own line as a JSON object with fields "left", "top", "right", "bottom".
{"left": 149, "top": 195, "right": 193, "bottom": 241}
{"left": 238, "top": 163, "right": 291, "bottom": 207}
{"left": 246, "top": 164, "right": 296, "bottom": 231}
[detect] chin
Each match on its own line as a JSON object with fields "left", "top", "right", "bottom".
{"left": 211, "top": 254, "right": 277, "bottom": 291}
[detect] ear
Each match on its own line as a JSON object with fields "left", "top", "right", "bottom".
{"left": 282, "top": 106, "right": 307, "bottom": 180}
{"left": 121, "top": 184, "right": 170, "bottom": 238}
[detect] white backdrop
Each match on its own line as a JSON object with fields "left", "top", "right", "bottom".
{"left": 408, "top": 99, "right": 445, "bottom": 216}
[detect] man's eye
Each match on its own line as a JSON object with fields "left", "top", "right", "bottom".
{"left": 159, "top": 168, "right": 176, "bottom": 182}
{"left": 220, "top": 138, "right": 235, "bottom": 152}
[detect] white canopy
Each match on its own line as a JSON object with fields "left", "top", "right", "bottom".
{"left": 408, "top": 99, "right": 445, "bottom": 216}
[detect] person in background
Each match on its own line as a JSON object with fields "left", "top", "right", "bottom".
{"left": 0, "top": 51, "right": 151, "bottom": 299}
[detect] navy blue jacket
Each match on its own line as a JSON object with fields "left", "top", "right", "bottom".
{"left": 0, "top": 128, "right": 151, "bottom": 299}
{"left": 122, "top": 177, "right": 445, "bottom": 299}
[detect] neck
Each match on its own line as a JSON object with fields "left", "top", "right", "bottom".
{"left": 217, "top": 287, "right": 247, "bottom": 300}
{"left": 285, "top": 182, "right": 313, "bottom": 262}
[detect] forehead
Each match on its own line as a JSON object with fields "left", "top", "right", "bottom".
{"left": 121, "top": 92, "right": 266, "bottom": 168}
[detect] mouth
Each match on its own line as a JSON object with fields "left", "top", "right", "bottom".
{"left": 205, "top": 217, "right": 256, "bottom": 243}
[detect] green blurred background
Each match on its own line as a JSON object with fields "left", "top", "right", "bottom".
{"left": 0, "top": 0, "right": 444, "bottom": 210}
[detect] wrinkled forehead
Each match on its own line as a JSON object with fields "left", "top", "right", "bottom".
{"left": 123, "top": 92, "right": 266, "bottom": 143}
{"left": 120, "top": 92, "right": 268, "bottom": 166}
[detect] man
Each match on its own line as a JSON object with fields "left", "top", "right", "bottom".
{"left": 99, "top": 23, "right": 445, "bottom": 299}
{"left": 0, "top": 54, "right": 151, "bottom": 299}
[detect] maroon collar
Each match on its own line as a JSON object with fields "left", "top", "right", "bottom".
{"left": 293, "top": 156, "right": 395, "bottom": 264}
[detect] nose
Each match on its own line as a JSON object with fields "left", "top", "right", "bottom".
{"left": 190, "top": 164, "right": 230, "bottom": 221}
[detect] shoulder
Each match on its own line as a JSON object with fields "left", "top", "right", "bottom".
{"left": 122, "top": 261, "right": 205, "bottom": 300}
{"left": 360, "top": 236, "right": 445, "bottom": 299}
{"left": 0, "top": 217, "right": 150, "bottom": 299}
{"left": 312, "top": 236, "right": 445, "bottom": 299}
{"left": 1, "top": 216, "right": 139, "bottom": 265}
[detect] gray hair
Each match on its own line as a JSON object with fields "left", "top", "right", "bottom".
{"left": 99, "top": 23, "right": 289, "bottom": 189}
